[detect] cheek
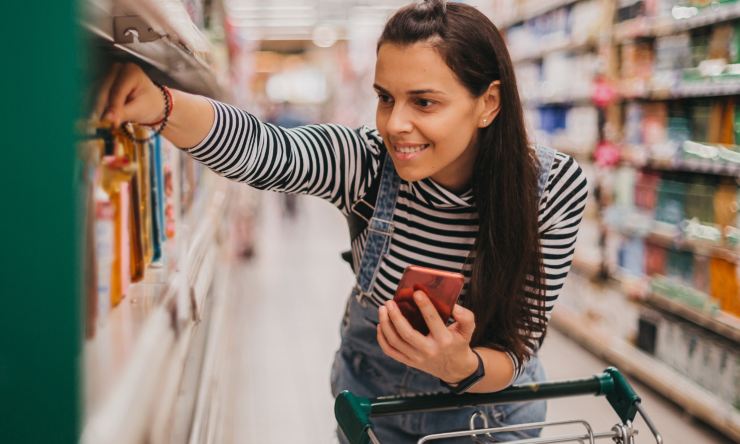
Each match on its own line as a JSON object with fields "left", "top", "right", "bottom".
{"left": 375, "top": 108, "right": 389, "bottom": 137}
{"left": 425, "top": 113, "right": 476, "bottom": 149}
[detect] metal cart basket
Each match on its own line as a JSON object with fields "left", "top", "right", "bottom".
{"left": 334, "top": 367, "right": 663, "bottom": 444}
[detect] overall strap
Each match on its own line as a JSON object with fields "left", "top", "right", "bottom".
{"left": 345, "top": 153, "right": 388, "bottom": 243}
{"left": 354, "top": 152, "right": 400, "bottom": 299}
{"left": 534, "top": 144, "right": 556, "bottom": 200}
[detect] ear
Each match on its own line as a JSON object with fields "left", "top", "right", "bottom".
{"left": 477, "top": 80, "right": 501, "bottom": 129}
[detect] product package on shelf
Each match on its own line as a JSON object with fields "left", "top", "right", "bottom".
{"left": 150, "top": 136, "right": 166, "bottom": 262}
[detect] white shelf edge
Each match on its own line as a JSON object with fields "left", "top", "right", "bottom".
{"left": 82, "top": 308, "right": 176, "bottom": 444}
{"left": 150, "top": 241, "right": 219, "bottom": 444}
{"left": 551, "top": 306, "right": 740, "bottom": 442}
{"left": 82, "top": 179, "right": 229, "bottom": 444}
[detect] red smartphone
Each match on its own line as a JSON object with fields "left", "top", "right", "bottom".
{"left": 393, "top": 265, "right": 465, "bottom": 335}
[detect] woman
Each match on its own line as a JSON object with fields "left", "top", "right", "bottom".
{"left": 97, "top": 1, "right": 588, "bottom": 441}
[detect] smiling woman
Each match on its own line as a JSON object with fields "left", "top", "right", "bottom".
{"left": 96, "top": 1, "right": 588, "bottom": 442}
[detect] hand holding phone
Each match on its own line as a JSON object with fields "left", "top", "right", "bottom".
{"left": 393, "top": 265, "right": 465, "bottom": 335}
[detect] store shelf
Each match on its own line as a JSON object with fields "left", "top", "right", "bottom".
{"left": 511, "top": 36, "right": 597, "bottom": 64}
{"left": 644, "top": 292, "right": 740, "bottom": 345}
{"left": 623, "top": 150, "right": 740, "bottom": 177}
{"left": 621, "top": 78, "right": 740, "bottom": 100}
{"left": 82, "top": 0, "right": 224, "bottom": 97}
{"left": 498, "top": 0, "right": 583, "bottom": 29}
{"left": 614, "top": 3, "right": 740, "bottom": 42}
{"left": 81, "top": 178, "right": 228, "bottom": 444}
{"left": 551, "top": 305, "right": 740, "bottom": 442}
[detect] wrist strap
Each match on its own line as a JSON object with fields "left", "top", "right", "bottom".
{"left": 440, "top": 349, "right": 485, "bottom": 394}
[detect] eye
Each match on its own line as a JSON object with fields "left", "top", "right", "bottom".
{"left": 414, "top": 98, "right": 435, "bottom": 108}
{"left": 376, "top": 93, "right": 393, "bottom": 105}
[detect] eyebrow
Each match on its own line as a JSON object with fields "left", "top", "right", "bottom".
{"left": 373, "top": 83, "right": 446, "bottom": 96}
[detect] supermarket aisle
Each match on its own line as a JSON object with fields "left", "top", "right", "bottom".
{"left": 219, "top": 193, "right": 354, "bottom": 444}
{"left": 219, "top": 192, "right": 730, "bottom": 443}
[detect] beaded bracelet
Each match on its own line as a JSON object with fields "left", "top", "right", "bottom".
{"left": 120, "top": 83, "right": 172, "bottom": 144}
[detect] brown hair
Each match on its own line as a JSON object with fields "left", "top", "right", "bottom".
{"left": 378, "top": 0, "right": 547, "bottom": 367}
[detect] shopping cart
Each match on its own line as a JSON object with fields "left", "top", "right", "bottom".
{"left": 335, "top": 367, "right": 663, "bottom": 443}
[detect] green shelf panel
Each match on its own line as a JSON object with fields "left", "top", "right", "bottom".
{"left": 0, "top": 1, "right": 84, "bottom": 443}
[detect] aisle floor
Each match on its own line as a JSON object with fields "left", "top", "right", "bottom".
{"left": 219, "top": 193, "right": 730, "bottom": 443}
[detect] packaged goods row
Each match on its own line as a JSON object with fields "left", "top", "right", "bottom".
{"left": 605, "top": 166, "right": 739, "bottom": 318}
{"left": 80, "top": 124, "right": 204, "bottom": 339}
{"left": 616, "top": 236, "right": 739, "bottom": 314}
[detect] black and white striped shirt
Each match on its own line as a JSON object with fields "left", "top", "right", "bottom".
{"left": 188, "top": 100, "right": 588, "bottom": 378}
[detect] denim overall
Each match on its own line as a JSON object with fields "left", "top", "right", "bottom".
{"left": 331, "top": 146, "right": 557, "bottom": 443}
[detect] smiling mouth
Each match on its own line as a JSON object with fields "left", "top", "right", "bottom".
{"left": 393, "top": 143, "right": 430, "bottom": 154}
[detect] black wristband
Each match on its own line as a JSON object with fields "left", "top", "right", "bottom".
{"left": 440, "top": 349, "right": 485, "bottom": 394}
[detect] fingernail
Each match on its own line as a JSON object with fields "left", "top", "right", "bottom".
{"left": 413, "top": 292, "right": 424, "bottom": 302}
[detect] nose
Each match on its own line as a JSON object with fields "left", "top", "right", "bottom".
{"left": 385, "top": 103, "right": 413, "bottom": 135}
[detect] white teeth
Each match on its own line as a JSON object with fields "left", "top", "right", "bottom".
{"left": 395, "top": 144, "right": 429, "bottom": 154}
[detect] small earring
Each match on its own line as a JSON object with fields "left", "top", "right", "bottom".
{"left": 482, "top": 119, "right": 487, "bottom": 125}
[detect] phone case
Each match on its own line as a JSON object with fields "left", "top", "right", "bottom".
{"left": 393, "top": 265, "right": 465, "bottom": 335}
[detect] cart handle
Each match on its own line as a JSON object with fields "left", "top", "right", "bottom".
{"left": 335, "top": 367, "right": 641, "bottom": 444}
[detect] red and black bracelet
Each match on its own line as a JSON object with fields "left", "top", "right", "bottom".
{"left": 120, "top": 83, "right": 172, "bottom": 144}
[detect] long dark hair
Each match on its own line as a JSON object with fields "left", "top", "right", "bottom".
{"left": 378, "top": 0, "right": 547, "bottom": 367}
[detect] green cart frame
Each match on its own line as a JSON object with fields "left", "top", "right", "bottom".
{"left": 335, "top": 367, "right": 663, "bottom": 443}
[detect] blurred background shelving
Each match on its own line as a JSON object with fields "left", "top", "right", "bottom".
{"left": 496, "top": 0, "right": 740, "bottom": 440}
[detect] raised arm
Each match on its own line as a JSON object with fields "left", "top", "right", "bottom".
{"left": 96, "top": 63, "right": 384, "bottom": 212}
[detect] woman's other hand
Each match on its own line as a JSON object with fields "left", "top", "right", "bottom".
{"left": 377, "top": 290, "right": 479, "bottom": 383}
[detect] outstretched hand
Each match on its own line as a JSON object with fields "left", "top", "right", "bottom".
{"left": 94, "top": 62, "right": 166, "bottom": 127}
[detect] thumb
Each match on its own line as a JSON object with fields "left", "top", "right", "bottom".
{"left": 451, "top": 304, "right": 476, "bottom": 339}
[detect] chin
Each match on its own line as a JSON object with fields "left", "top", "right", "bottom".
{"left": 392, "top": 165, "right": 430, "bottom": 183}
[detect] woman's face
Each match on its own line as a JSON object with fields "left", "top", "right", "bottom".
{"left": 374, "top": 41, "right": 495, "bottom": 192}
